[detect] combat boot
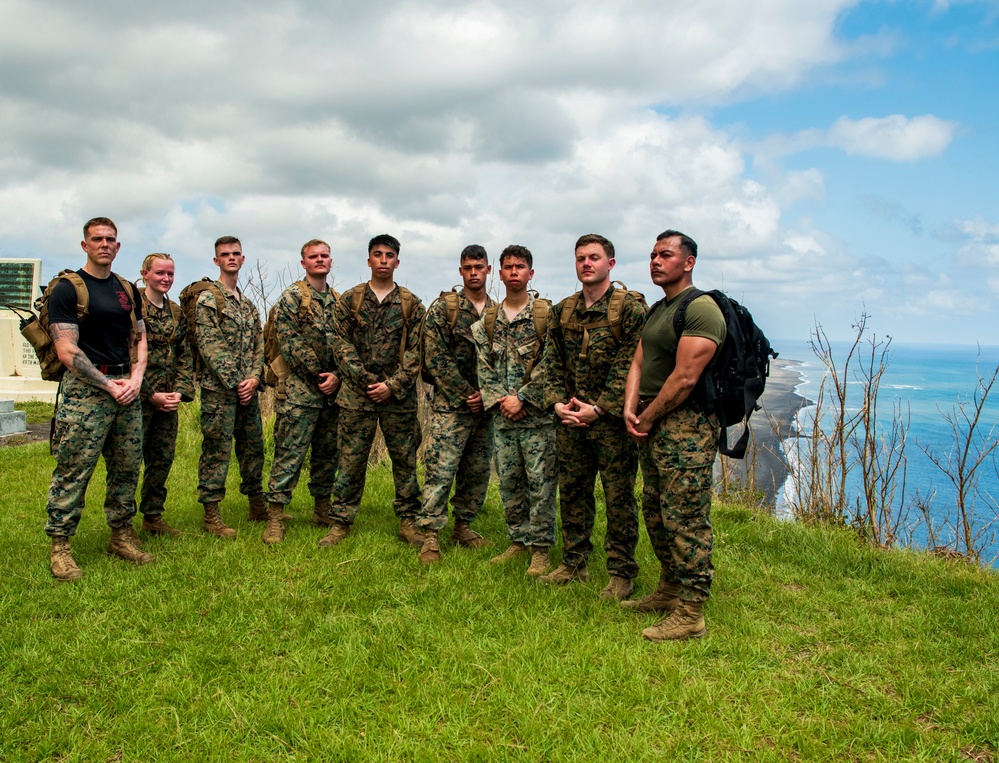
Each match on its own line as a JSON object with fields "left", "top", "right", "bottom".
{"left": 451, "top": 521, "right": 493, "bottom": 548}
{"left": 525, "top": 548, "right": 551, "bottom": 577}
{"left": 312, "top": 495, "right": 334, "bottom": 526}
{"left": 489, "top": 542, "right": 527, "bottom": 564}
{"left": 247, "top": 493, "right": 268, "bottom": 522}
{"left": 108, "top": 526, "right": 156, "bottom": 565}
{"left": 50, "top": 536, "right": 83, "bottom": 582}
{"left": 318, "top": 520, "right": 351, "bottom": 547}
{"left": 203, "top": 502, "right": 237, "bottom": 539}
{"left": 262, "top": 502, "right": 285, "bottom": 545}
{"left": 539, "top": 563, "right": 589, "bottom": 585}
{"left": 418, "top": 530, "right": 440, "bottom": 565}
{"left": 600, "top": 575, "right": 635, "bottom": 601}
{"left": 642, "top": 600, "right": 706, "bottom": 641}
{"left": 620, "top": 580, "right": 680, "bottom": 613}
{"left": 122, "top": 522, "right": 144, "bottom": 549}
{"left": 398, "top": 517, "right": 425, "bottom": 548}
{"left": 141, "top": 514, "right": 181, "bottom": 537}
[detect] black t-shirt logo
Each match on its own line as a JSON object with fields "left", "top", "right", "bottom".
{"left": 117, "top": 288, "right": 132, "bottom": 312}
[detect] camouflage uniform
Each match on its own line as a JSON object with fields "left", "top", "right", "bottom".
{"left": 45, "top": 272, "right": 143, "bottom": 537}
{"left": 139, "top": 291, "right": 195, "bottom": 517}
{"left": 418, "top": 290, "right": 496, "bottom": 532}
{"left": 265, "top": 282, "right": 341, "bottom": 505}
{"left": 544, "top": 286, "right": 645, "bottom": 578}
{"left": 472, "top": 295, "right": 556, "bottom": 548}
{"left": 637, "top": 289, "right": 725, "bottom": 602}
{"left": 330, "top": 284, "right": 425, "bottom": 524}
{"left": 195, "top": 281, "right": 265, "bottom": 504}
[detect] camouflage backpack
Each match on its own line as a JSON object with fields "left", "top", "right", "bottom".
{"left": 557, "top": 281, "right": 647, "bottom": 359}
{"left": 419, "top": 286, "right": 462, "bottom": 385}
{"left": 178, "top": 277, "right": 226, "bottom": 383}
{"left": 482, "top": 292, "right": 552, "bottom": 385}
{"left": 16, "top": 269, "right": 138, "bottom": 382}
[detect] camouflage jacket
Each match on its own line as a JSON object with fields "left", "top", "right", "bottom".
{"left": 140, "top": 291, "right": 195, "bottom": 403}
{"left": 331, "top": 283, "right": 425, "bottom": 412}
{"left": 423, "top": 289, "right": 496, "bottom": 412}
{"left": 275, "top": 281, "right": 341, "bottom": 408}
{"left": 195, "top": 281, "right": 264, "bottom": 393}
{"left": 544, "top": 285, "right": 646, "bottom": 418}
{"left": 472, "top": 294, "right": 551, "bottom": 430}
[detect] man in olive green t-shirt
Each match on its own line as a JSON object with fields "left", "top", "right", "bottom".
{"left": 623, "top": 229, "right": 726, "bottom": 642}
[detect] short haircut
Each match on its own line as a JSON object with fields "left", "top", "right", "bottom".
{"left": 214, "top": 235, "right": 242, "bottom": 251}
{"left": 301, "top": 239, "right": 331, "bottom": 257}
{"left": 460, "top": 244, "right": 488, "bottom": 263}
{"left": 656, "top": 229, "right": 698, "bottom": 259}
{"left": 500, "top": 244, "right": 533, "bottom": 269}
{"left": 368, "top": 234, "right": 400, "bottom": 255}
{"left": 84, "top": 217, "right": 117, "bottom": 238}
{"left": 140, "top": 253, "right": 174, "bottom": 273}
{"left": 575, "top": 233, "right": 615, "bottom": 260}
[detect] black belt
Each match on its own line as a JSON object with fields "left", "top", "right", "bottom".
{"left": 97, "top": 363, "right": 131, "bottom": 375}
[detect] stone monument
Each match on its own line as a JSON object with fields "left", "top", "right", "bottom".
{"left": 0, "top": 258, "right": 58, "bottom": 403}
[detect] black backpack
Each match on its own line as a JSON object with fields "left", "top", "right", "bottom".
{"left": 673, "top": 289, "right": 777, "bottom": 459}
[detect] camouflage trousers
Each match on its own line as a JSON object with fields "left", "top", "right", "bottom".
{"left": 197, "top": 387, "right": 265, "bottom": 504}
{"left": 418, "top": 409, "right": 493, "bottom": 532}
{"left": 332, "top": 408, "right": 422, "bottom": 524}
{"left": 45, "top": 373, "right": 142, "bottom": 537}
{"left": 556, "top": 418, "right": 639, "bottom": 579}
{"left": 266, "top": 398, "right": 339, "bottom": 505}
{"left": 638, "top": 405, "right": 719, "bottom": 602}
{"left": 139, "top": 399, "right": 178, "bottom": 516}
{"left": 494, "top": 424, "right": 557, "bottom": 548}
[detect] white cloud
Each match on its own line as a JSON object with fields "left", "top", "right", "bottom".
{"left": 825, "top": 115, "right": 958, "bottom": 160}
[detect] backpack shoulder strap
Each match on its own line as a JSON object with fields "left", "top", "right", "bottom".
{"left": 59, "top": 271, "right": 90, "bottom": 322}
{"left": 483, "top": 303, "right": 499, "bottom": 346}
{"left": 398, "top": 286, "right": 415, "bottom": 324}
{"left": 444, "top": 290, "right": 459, "bottom": 329}
{"left": 671, "top": 288, "right": 707, "bottom": 347}
{"left": 558, "top": 292, "right": 582, "bottom": 330}
{"left": 295, "top": 280, "right": 312, "bottom": 320}
{"left": 350, "top": 285, "right": 365, "bottom": 325}
{"left": 533, "top": 298, "right": 551, "bottom": 341}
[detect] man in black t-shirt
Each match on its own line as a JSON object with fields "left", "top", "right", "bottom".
{"left": 44, "top": 217, "right": 153, "bottom": 581}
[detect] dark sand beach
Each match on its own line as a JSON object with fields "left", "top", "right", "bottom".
{"left": 714, "top": 359, "right": 810, "bottom": 507}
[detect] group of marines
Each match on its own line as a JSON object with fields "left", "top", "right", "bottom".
{"left": 42, "top": 217, "right": 727, "bottom": 642}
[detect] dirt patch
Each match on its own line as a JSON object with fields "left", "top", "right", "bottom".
{"left": 0, "top": 422, "right": 50, "bottom": 448}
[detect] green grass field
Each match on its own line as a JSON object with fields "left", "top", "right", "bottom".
{"left": 1, "top": 407, "right": 997, "bottom": 761}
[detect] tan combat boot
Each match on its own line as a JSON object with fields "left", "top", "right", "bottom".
{"left": 620, "top": 580, "right": 680, "bottom": 613}
{"left": 318, "top": 520, "right": 351, "bottom": 547}
{"left": 398, "top": 517, "right": 426, "bottom": 548}
{"left": 247, "top": 493, "right": 268, "bottom": 522}
{"left": 419, "top": 530, "right": 441, "bottom": 565}
{"left": 451, "top": 521, "right": 493, "bottom": 548}
{"left": 203, "top": 502, "right": 237, "bottom": 539}
{"left": 600, "top": 575, "right": 635, "bottom": 601}
{"left": 108, "top": 526, "right": 156, "bottom": 565}
{"left": 525, "top": 548, "right": 551, "bottom": 577}
{"left": 50, "top": 536, "right": 83, "bottom": 581}
{"left": 538, "top": 563, "right": 589, "bottom": 585}
{"left": 262, "top": 502, "right": 286, "bottom": 545}
{"left": 641, "top": 600, "right": 706, "bottom": 641}
{"left": 312, "top": 495, "right": 334, "bottom": 526}
{"left": 141, "top": 514, "right": 181, "bottom": 537}
{"left": 489, "top": 542, "right": 528, "bottom": 564}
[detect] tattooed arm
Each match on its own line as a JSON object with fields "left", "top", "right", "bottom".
{"left": 50, "top": 322, "right": 139, "bottom": 405}
{"left": 51, "top": 322, "right": 112, "bottom": 391}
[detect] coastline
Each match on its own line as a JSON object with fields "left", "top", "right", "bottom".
{"left": 716, "top": 359, "right": 810, "bottom": 506}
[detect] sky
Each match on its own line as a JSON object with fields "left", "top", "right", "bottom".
{"left": 1, "top": 0, "right": 997, "bottom": 351}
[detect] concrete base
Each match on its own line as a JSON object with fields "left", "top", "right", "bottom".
{"left": 0, "top": 377, "right": 57, "bottom": 403}
{"left": 0, "top": 399, "right": 27, "bottom": 436}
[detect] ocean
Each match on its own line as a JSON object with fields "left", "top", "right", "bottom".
{"left": 774, "top": 340, "right": 999, "bottom": 563}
